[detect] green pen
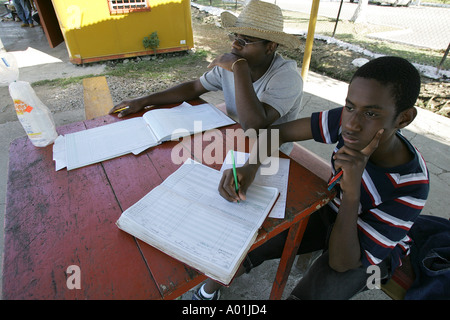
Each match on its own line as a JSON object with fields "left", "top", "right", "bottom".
{"left": 231, "top": 150, "right": 240, "bottom": 203}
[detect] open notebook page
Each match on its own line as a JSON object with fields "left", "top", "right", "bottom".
{"left": 116, "top": 160, "right": 278, "bottom": 285}
{"left": 143, "top": 102, "right": 235, "bottom": 141}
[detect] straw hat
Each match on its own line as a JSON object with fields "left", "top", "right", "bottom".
{"left": 221, "top": 0, "right": 301, "bottom": 49}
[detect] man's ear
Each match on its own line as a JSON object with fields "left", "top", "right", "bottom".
{"left": 266, "top": 42, "right": 278, "bottom": 55}
{"left": 396, "top": 107, "right": 417, "bottom": 129}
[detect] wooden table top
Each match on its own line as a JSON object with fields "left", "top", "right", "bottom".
{"left": 2, "top": 101, "right": 334, "bottom": 299}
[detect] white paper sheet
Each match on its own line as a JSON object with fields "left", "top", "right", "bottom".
{"left": 52, "top": 135, "right": 67, "bottom": 171}
{"left": 64, "top": 118, "right": 159, "bottom": 170}
{"left": 220, "top": 151, "right": 290, "bottom": 219}
{"left": 54, "top": 102, "right": 235, "bottom": 171}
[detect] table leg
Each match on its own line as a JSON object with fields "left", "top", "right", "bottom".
{"left": 269, "top": 215, "right": 311, "bottom": 299}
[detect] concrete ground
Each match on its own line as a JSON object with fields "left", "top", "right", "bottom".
{"left": 1, "top": 11, "right": 449, "bottom": 300}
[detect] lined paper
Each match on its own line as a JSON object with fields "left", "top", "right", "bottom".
{"left": 116, "top": 160, "right": 278, "bottom": 284}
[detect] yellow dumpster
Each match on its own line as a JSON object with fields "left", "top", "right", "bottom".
{"left": 51, "top": 0, "right": 194, "bottom": 64}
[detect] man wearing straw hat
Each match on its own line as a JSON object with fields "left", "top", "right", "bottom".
{"left": 110, "top": 0, "right": 303, "bottom": 154}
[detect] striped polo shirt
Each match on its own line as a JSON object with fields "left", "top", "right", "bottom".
{"left": 311, "top": 107, "right": 430, "bottom": 270}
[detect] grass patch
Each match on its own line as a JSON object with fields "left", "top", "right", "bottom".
{"left": 105, "top": 49, "right": 209, "bottom": 79}
{"left": 33, "top": 49, "right": 209, "bottom": 87}
{"left": 33, "top": 75, "right": 96, "bottom": 88}
{"left": 334, "top": 33, "right": 450, "bottom": 69}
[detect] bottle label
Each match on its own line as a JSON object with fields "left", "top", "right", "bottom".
{"left": 14, "top": 99, "right": 33, "bottom": 115}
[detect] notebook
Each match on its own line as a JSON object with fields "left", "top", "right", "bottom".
{"left": 53, "top": 102, "right": 235, "bottom": 170}
{"left": 116, "top": 159, "right": 279, "bottom": 285}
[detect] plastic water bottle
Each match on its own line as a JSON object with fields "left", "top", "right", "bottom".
{"left": 9, "top": 81, "right": 58, "bottom": 147}
{"left": 0, "top": 52, "right": 19, "bottom": 86}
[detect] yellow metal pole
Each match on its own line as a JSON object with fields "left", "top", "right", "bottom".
{"left": 301, "top": 0, "right": 321, "bottom": 82}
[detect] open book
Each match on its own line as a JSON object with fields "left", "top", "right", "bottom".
{"left": 116, "top": 160, "right": 279, "bottom": 285}
{"left": 53, "top": 102, "right": 235, "bottom": 170}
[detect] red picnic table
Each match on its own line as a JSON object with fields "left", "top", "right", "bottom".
{"left": 2, "top": 99, "right": 334, "bottom": 300}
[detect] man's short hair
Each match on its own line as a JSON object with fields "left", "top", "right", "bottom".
{"left": 351, "top": 56, "right": 421, "bottom": 117}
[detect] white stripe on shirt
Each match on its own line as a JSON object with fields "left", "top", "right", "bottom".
{"left": 357, "top": 218, "right": 397, "bottom": 249}
{"left": 396, "top": 196, "right": 427, "bottom": 209}
{"left": 369, "top": 208, "right": 414, "bottom": 230}
{"left": 362, "top": 170, "right": 382, "bottom": 206}
{"left": 321, "top": 111, "right": 332, "bottom": 144}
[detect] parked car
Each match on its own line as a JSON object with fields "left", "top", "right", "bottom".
{"left": 369, "top": 0, "right": 413, "bottom": 6}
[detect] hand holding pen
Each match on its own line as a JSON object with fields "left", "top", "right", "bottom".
{"left": 231, "top": 150, "right": 240, "bottom": 203}
{"left": 109, "top": 103, "right": 133, "bottom": 118}
{"left": 113, "top": 106, "right": 129, "bottom": 114}
{"left": 109, "top": 98, "right": 151, "bottom": 118}
{"left": 218, "top": 153, "right": 258, "bottom": 203}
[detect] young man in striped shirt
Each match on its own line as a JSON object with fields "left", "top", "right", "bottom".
{"left": 213, "top": 56, "right": 430, "bottom": 300}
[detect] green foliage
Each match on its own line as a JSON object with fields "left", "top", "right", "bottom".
{"left": 143, "top": 31, "right": 160, "bottom": 55}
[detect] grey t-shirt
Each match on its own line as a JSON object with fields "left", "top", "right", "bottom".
{"left": 200, "top": 53, "right": 303, "bottom": 154}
